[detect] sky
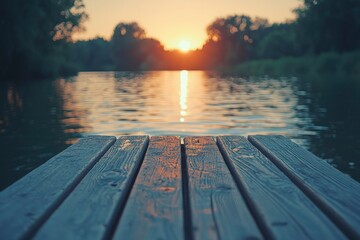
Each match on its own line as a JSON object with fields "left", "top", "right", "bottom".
{"left": 74, "top": 0, "right": 301, "bottom": 50}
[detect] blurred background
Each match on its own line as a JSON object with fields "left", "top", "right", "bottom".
{"left": 0, "top": 0, "right": 359, "bottom": 189}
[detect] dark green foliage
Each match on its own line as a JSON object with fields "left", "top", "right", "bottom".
{"left": 295, "top": 0, "right": 360, "bottom": 53}
{"left": 256, "top": 24, "right": 300, "bottom": 59}
{"left": 71, "top": 38, "right": 113, "bottom": 71}
{"left": 0, "top": 0, "right": 87, "bottom": 80}
{"left": 228, "top": 0, "right": 360, "bottom": 75}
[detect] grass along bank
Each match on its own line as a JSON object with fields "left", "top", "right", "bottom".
{"left": 232, "top": 51, "right": 360, "bottom": 77}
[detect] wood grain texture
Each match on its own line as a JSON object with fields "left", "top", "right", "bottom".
{"left": 113, "top": 136, "right": 184, "bottom": 240}
{"left": 184, "top": 137, "right": 262, "bottom": 240}
{"left": 217, "top": 136, "right": 346, "bottom": 240}
{"left": 0, "top": 136, "right": 116, "bottom": 240}
{"left": 34, "top": 136, "right": 149, "bottom": 240}
{"left": 249, "top": 135, "right": 360, "bottom": 239}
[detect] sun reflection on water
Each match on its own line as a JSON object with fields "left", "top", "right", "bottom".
{"left": 52, "top": 71, "right": 313, "bottom": 137}
{"left": 180, "top": 70, "right": 188, "bottom": 123}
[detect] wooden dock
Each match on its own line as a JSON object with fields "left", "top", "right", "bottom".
{"left": 1, "top": 135, "right": 360, "bottom": 240}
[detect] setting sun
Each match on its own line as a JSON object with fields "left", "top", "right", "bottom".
{"left": 179, "top": 40, "right": 190, "bottom": 52}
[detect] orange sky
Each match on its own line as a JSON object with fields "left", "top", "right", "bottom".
{"left": 74, "top": 0, "right": 301, "bottom": 50}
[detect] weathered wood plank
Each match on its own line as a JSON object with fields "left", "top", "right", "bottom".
{"left": 112, "top": 136, "right": 184, "bottom": 240}
{"left": 0, "top": 136, "right": 116, "bottom": 240}
{"left": 184, "top": 137, "right": 262, "bottom": 240}
{"left": 34, "top": 136, "right": 149, "bottom": 240}
{"left": 217, "top": 136, "right": 346, "bottom": 240}
{"left": 249, "top": 135, "right": 360, "bottom": 239}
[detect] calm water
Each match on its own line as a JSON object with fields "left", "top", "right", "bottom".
{"left": 1, "top": 71, "right": 359, "bottom": 190}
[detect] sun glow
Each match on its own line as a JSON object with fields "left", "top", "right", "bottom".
{"left": 179, "top": 40, "right": 191, "bottom": 52}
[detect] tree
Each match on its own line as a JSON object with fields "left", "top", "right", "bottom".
{"left": 111, "top": 22, "right": 145, "bottom": 70}
{"left": 0, "top": 0, "right": 88, "bottom": 79}
{"left": 295, "top": 0, "right": 360, "bottom": 53}
{"left": 111, "top": 22, "right": 165, "bottom": 70}
{"left": 257, "top": 24, "right": 300, "bottom": 59}
{"left": 203, "top": 15, "right": 269, "bottom": 67}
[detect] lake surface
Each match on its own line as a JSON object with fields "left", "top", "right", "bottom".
{"left": 1, "top": 71, "right": 359, "bottom": 190}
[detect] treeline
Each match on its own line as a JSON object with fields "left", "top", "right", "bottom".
{"left": 71, "top": 18, "right": 285, "bottom": 71}
{"left": 1, "top": 0, "right": 359, "bottom": 79}
{"left": 71, "top": 0, "right": 360, "bottom": 72}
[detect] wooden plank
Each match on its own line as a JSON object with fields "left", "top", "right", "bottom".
{"left": 184, "top": 137, "right": 262, "bottom": 240}
{"left": 217, "top": 136, "right": 346, "bottom": 240}
{"left": 34, "top": 136, "right": 149, "bottom": 240}
{"left": 112, "top": 136, "right": 184, "bottom": 240}
{"left": 0, "top": 136, "right": 116, "bottom": 240}
{"left": 249, "top": 135, "right": 360, "bottom": 239}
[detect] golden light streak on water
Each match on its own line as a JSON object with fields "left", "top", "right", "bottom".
{"left": 180, "top": 70, "right": 188, "bottom": 122}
